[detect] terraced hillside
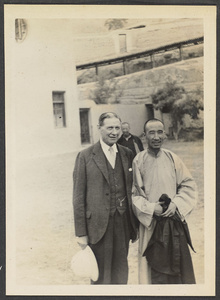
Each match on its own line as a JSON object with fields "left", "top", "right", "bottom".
{"left": 78, "top": 57, "right": 203, "bottom": 105}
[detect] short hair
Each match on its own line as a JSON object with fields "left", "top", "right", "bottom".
{"left": 121, "top": 122, "right": 130, "bottom": 127}
{"left": 143, "top": 118, "right": 164, "bottom": 133}
{"left": 98, "top": 112, "right": 121, "bottom": 126}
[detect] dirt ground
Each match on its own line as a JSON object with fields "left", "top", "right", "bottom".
{"left": 14, "top": 140, "right": 204, "bottom": 285}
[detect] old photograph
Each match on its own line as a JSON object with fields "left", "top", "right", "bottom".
{"left": 5, "top": 4, "right": 216, "bottom": 296}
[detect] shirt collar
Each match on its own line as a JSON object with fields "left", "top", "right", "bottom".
{"left": 124, "top": 134, "right": 132, "bottom": 141}
{"left": 100, "top": 139, "right": 118, "bottom": 154}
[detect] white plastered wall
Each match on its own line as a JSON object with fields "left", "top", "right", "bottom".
{"left": 5, "top": 18, "right": 81, "bottom": 159}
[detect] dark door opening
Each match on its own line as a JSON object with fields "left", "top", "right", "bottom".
{"left": 80, "top": 109, "right": 90, "bottom": 144}
{"left": 145, "top": 104, "right": 154, "bottom": 120}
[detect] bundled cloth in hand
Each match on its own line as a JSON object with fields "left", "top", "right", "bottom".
{"left": 143, "top": 194, "right": 196, "bottom": 284}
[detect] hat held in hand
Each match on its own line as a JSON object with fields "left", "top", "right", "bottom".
{"left": 70, "top": 246, "right": 99, "bottom": 282}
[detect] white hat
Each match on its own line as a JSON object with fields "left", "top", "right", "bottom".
{"left": 70, "top": 246, "right": 99, "bottom": 282}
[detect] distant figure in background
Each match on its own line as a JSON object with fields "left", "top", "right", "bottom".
{"left": 117, "top": 122, "right": 144, "bottom": 158}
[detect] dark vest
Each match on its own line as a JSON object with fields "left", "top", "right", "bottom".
{"left": 106, "top": 153, "right": 128, "bottom": 216}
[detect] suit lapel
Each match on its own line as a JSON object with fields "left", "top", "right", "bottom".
{"left": 118, "top": 145, "right": 129, "bottom": 184}
{"left": 118, "top": 145, "right": 133, "bottom": 213}
{"left": 92, "top": 142, "right": 110, "bottom": 184}
{"left": 92, "top": 142, "right": 130, "bottom": 187}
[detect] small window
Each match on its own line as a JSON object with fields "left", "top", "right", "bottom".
{"left": 52, "top": 92, "right": 66, "bottom": 128}
{"left": 15, "top": 19, "right": 27, "bottom": 42}
{"left": 119, "top": 34, "right": 127, "bottom": 53}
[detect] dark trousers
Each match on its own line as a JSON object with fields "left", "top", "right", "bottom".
{"left": 89, "top": 210, "right": 130, "bottom": 284}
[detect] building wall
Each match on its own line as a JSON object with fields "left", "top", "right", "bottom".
{"left": 73, "top": 19, "right": 203, "bottom": 65}
{"left": 133, "top": 19, "right": 203, "bottom": 51}
{"left": 77, "top": 57, "right": 203, "bottom": 141}
{"left": 79, "top": 100, "right": 148, "bottom": 144}
{"left": 5, "top": 19, "right": 81, "bottom": 159}
{"left": 73, "top": 34, "right": 116, "bottom": 65}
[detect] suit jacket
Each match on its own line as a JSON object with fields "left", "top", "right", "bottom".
{"left": 73, "top": 141, "right": 138, "bottom": 245}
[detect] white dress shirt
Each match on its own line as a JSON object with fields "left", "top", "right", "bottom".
{"left": 100, "top": 139, "right": 118, "bottom": 168}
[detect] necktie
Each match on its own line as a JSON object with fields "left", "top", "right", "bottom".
{"left": 108, "top": 146, "right": 116, "bottom": 169}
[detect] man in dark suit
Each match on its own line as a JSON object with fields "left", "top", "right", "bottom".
{"left": 73, "top": 112, "right": 138, "bottom": 284}
{"left": 117, "top": 122, "right": 144, "bottom": 158}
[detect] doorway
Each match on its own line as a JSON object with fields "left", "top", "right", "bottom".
{"left": 79, "top": 108, "right": 91, "bottom": 144}
{"left": 119, "top": 34, "right": 127, "bottom": 53}
{"left": 145, "top": 104, "right": 154, "bottom": 120}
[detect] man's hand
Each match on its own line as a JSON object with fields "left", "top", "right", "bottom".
{"left": 161, "top": 202, "right": 177, "bottom": 217}
{"left": 154, "top": 203, "right": 163, "bottom": 216}
{"left": 76, "top": 236, "right": 88, "bottom": 250}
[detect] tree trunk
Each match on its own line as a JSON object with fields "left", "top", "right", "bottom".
{"left": 173, "top": 121, "right": 182, "bottom": 141}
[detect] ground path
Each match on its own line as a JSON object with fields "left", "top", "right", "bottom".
{"left": 15, "top": 140, "right": 204, "bottom": 285}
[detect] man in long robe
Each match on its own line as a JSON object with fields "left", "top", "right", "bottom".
{"left": 132, "top": 118, "right": 197, "bottom": 284}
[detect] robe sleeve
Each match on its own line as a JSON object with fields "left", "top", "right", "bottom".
{"left": 131, "top": 155, "right": 156, "bottom": 229}
{"left": 171, "top": 152, "right": 198, "bottom": 219}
